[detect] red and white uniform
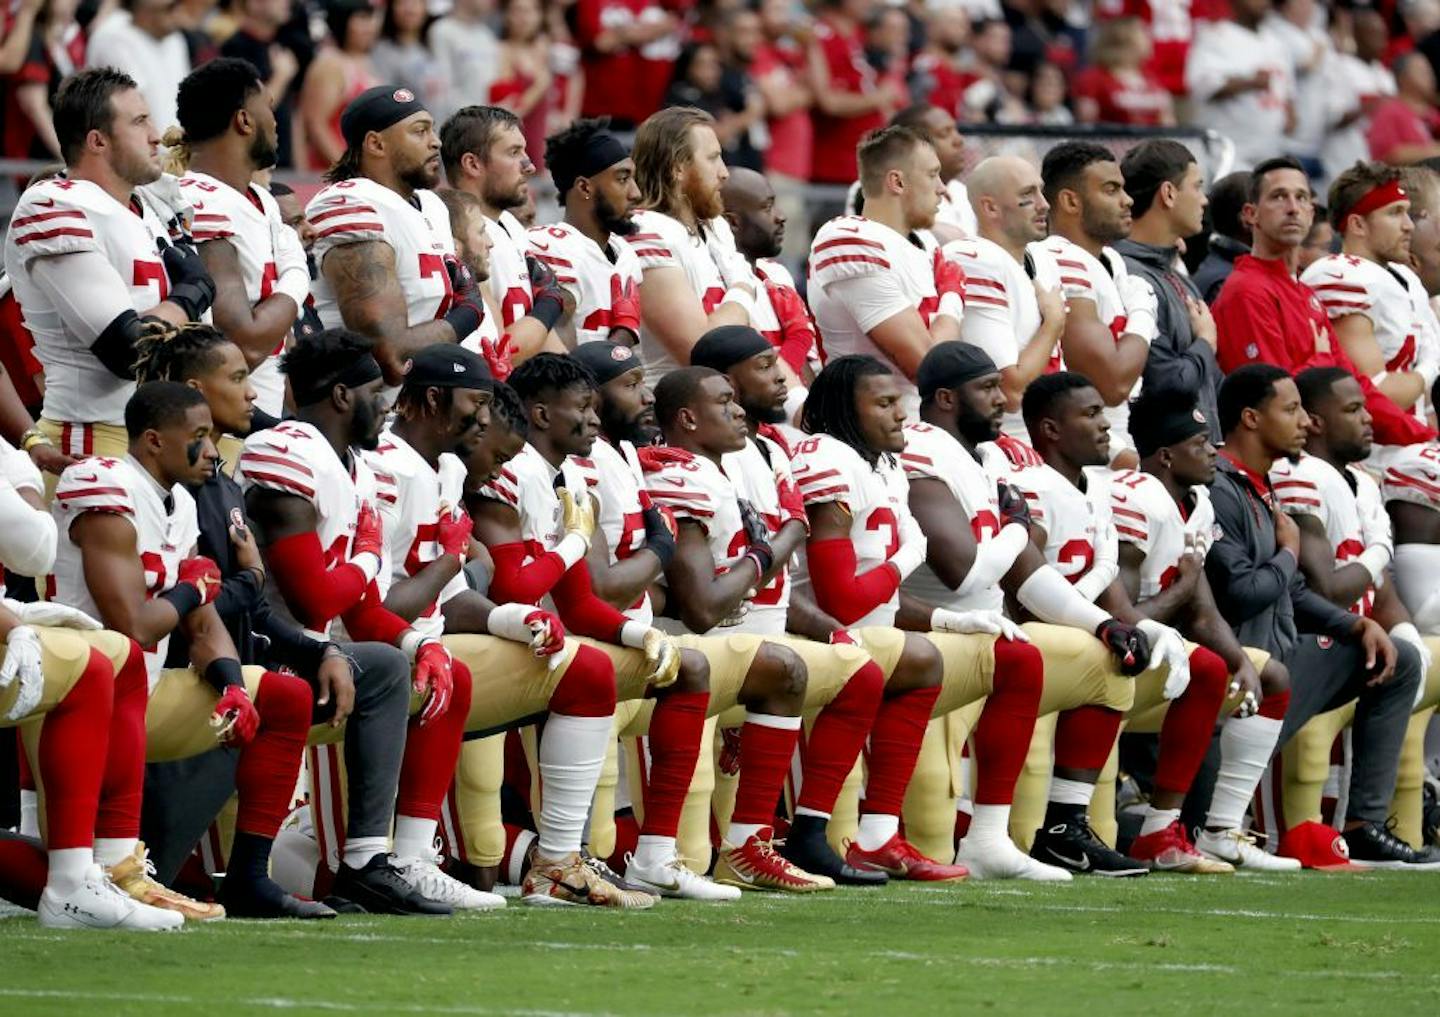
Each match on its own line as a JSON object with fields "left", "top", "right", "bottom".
{"left": 306, "top": 178, "right": 456, "bottom": 332}
{"left": 181, "top": 171, "right": 306, "bottom": 417}
{"left": 3, "top": 177, "right": 173, "bottom": 432}
{"left": 1270, "top": 452, "right": 1379, "bottom": 617}
{"left": 237, "top": 419, "right": 380, "bottom": 639}
{"left": 752, "top": 258, "right": 819, "bottom": 376}
{"left": 790, "top": 432, "right": 911, "bottom": 627}
{"left": 478, "top": 441, "right": 590, "bottom": 598}
{"left": 369, "top": 430, "right": 469, "bottom": 641}
{"left": 807, "top": 215, "right": 957, "bottom": 410}
{"left": 1010, "top": 460, "right": 1115, "bottom": 592}
{"left": 1379, "top": 441, "right": 1440, "bottom": 511}
{"left": 1303, "top": 253, "right": 1428, "bottom": 379}
{"left": 1027, "top": 235, "right": 1135, "bottom": 453}
{"left": 50, "top": 455, "right": 198, "bottom": 689}
{"left": 527, "top": 221, "right": 640, "bottom": 346}
{"left": 484, "top": 210, "right": 534, "bottom": 336}
{"left": 1109, "top": 468, "right": 1217, "bottom": 598}
{"left": 899, "top": 421, "right": 1012, "bottom": 613}
{"left": 935, "top": 179, "right": 978, "bottom": 238}
{"left": 626, "top": 210, "right": 731, "bottom": 387}
{"left": 586, "top": 436, "right": 654, "bottom": 626}
{"left": 721, "top": 431, "right": 798, "bottom": 636}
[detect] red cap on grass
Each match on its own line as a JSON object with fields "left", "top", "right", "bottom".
{"left": 1277, "top": 821, "right": 1371, "bottom": 872}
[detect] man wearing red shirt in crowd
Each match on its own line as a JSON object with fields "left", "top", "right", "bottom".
{"left": 752, "top": 0, "right": 812, "bottom": 183}
{"left": 1367, "top": 53, "right": 1440, "bottom": 166}
{"left": 573, "top": 0, "right": 680, "bottom": 128}
{"left": 1213, "top": 157, "right": 1436, "bottom": 447}
{"left": 807, "top": 0, "right": 902, "bottom": 186}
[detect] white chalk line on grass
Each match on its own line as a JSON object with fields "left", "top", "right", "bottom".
{"left": 0, "top": 989, "right": 614, "bottom": 1017}
{"left": 871, "top": 951, "right": 1440, "bottom": 982}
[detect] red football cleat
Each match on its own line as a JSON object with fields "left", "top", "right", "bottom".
{"left": 846, "top": 833, "right": 969, "bottom": 882}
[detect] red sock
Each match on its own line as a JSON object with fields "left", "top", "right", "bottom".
{"left": 36, "top": 648, "right": 112, "bottom": 849}
{"left": 234, "top": 671, "right": 312, "bottom": 838}
{"left": 396, "top": 658, "right": 473, "bottom": 822}
{"left": 1053, "top": 704, "right": 1123, "bottom": 772}
{"left": 797, "top": 660, "right": 883, "bottom": 815}
{"left": 862, "top": 683, "right": 942, "bottom": 817}
{"left": 96, "top": 640, "right": 147, "bottom": 840}
{"left": 638, "top": 689, "right": 707, "bottom": 838}
{"left": 548, "top": 644, "right": 617, "bottom": 717}
{"left": 731, "top": 715, "right": 803, "bottom": 826}
{"left": 0, "top": 836, "right": 46, "bottom": 910}
{"left": 606, "top": 811, "right": 640, "bottom": 875}
{"left": 1154, "top": 646, "right": 1229, "bottom": 797}
{"left": 1259, "top": 688, "right": 1290, "bottom": 720}
{"left": 972, "top": 639, "right": 1043, "bottom": 805}
{"left": 16, "top": 738, "right": 32, "bottom": 791}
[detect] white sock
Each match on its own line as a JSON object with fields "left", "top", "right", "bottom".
{"left": 630, "top": 834, "right": 676, "bottom": 869}
{"left": 19, "top": 789, "right": 38, "bottom": 838}
{"left": 856, "top": 813, "right": 899, "bottom": 851}
{"left": 1048, "top": 777, "right": 1095, "bottom": 809}
{"left": 537, "top": 713, "right": 612, "bottom": 859}
{"left": 965, "top": 804, "right": 1012, "bottom": 845}
{"left": 1206, "top": 713, "right": 1283, "bottom": 831}
{"left": 94, "top": 837, "right": 137, "bottom": 868}
{"left": 794, "top": 806, "right": 830, "bottom": 820}
{"left": 391, "top": 816, "right": 437, "bottom": 863}
{"left": 46, "top": 847, "right": 92, "bottom": 895}
{"left": 1139, "top": 807, "right": 1180, "bottom": 837}
{"left": 728, "top": 822, "right": 765, "bottom": 845}
{"left": 343, "top": 835, "right": 389, "bottom": 870}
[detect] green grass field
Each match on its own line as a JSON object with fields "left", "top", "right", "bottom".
{"left": 6, "top": 872, "right": 1439, "bottom": 1016}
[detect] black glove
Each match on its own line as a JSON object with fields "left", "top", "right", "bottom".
{"left": 443, "top": 255, "right": 486, "bottom": 338}
{"left": 997, "top": 481, "right": 1031, "bottom": 529}
{"left": 525, "top": 254, "right": 567, "bottom": 332}
{"left": 642, "top": 505, "right": 676, "bottom": 569}
{"left": 159, "top": 239, "right": 215, "bottom": 320}
{"left": 738, "top": 499, "right": 774, "bottom": 577}
{"left": 1095, "top": 619, "right": 1150, "bottom": 677}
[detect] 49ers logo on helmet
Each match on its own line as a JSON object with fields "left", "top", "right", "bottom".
{"left": 393, "top": 89, "right": 415, "bottom": 103}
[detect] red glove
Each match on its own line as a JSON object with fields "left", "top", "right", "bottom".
{"left": 776, "top": 474, "right": 808, "bottom": 531}
{"left": 717, "top": 726, "right": 743, "bottom": 776}
{"left": 525, "top": 607, "right": 566, "bottom": 657}
{"left": 995, "top": 433, "right": 1044, "bottom": 468}
{"left": 482, "top": 334, "right": 515, "bottom": 382}
{"left": 611, "top": 279, "right": 641, "bottom": 335}
{"left": 436, "top": 508, "right": 472, "bottom": 558}
{"left": 352, "top": 502, "right": 384, "bottom": 562}
{"left": 933, "top": 249, "right": 965, "bottom": 299}
{"left": 177, "top": 556, "right": 222, "bottom": 606}
{"left": 414, "top": 639, "right": 454, "bottom": 726}
{"left": 211, "top": 684, "right": 259, "bottom": 747}
{"left": 634, "top": 445, "right": 694, "bottom": 473}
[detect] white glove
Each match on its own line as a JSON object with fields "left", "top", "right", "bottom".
{"left": 270, "top": 216, "right": 311, "bottom": 308}
{"left": 1136, "top": 618, "right": 1190, "bottom": 699}
{"left": 704, "top": 218, "right": 756, "bottom": 291}
{"left": 1356, "top": 494, "right": 1394, "bottom": 585}
{"left": 2, "top": 599, "right": 102, "bottom": 630}
{"left": 137, "top": 173, "right": 192, "bottom": 235}
{"left": 1118, "top": 274, "right": 1158, "bottom": 345}
{"left": 1390, "top": 621, "right": 1432, "bottom": 709}
{"left": 0, "top": 443, "right": 42, "bottom": 495}
{"left": 0, "top": 625, "right": 43, "bottom": 722}
{"left": 931, "top": 608, "right": 1030, "bottom": 642}
{"left": 437, "top": 453, "right": 468, "bottom": 516}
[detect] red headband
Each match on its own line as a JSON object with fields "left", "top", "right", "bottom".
{"left": 1347, "top": 179, "right": 1408, "bottom": 223}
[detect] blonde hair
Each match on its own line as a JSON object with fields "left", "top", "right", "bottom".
{"left": 161, "top": 125, "right": 192, "bottom": 176}
{"left": 633, "top": 106, "right": 715, "bottom": 215}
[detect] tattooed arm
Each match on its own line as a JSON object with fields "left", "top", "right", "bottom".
{"left": 321, "top": 240, "right": 459, "bottom": 383}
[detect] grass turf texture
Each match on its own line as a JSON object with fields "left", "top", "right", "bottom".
{"left": 5, "top": 872, "right": 1438, "bottom": 1016}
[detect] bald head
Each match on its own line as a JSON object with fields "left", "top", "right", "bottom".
{"left": 722, "top": 165, "right": 785, "bottom": 260}
{"left": 967, "top": 156, "right": 1050, "bottom": 248}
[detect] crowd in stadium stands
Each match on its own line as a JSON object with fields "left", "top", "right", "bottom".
{"left": 5, "top": 3, "right": 1440, "bottom": 930}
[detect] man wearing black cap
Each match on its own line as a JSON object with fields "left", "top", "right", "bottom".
{"left": 1117, "top": 386, "right": 1298, "bottom": 871}
{"left": 533, "top": 118, "right": 644, "bottom": 347}
{"left": 369, "top": 343, "right": 655, "bottom": 907}
{"left": 305, "top": 85, "right": 490, "bottom": 385}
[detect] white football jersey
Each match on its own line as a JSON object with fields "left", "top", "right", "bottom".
{"left": 237, "top": 419, "right": 380, "bottom": 639}
{"left": 527, "top": 221, "right": 640, "bottom": 346}
{"left": 1108, "top": 468, "right": 1216, "bottom": 599}
{"left": 1303, "top": 253, "right": 1425, "bottom": 376}
{"left": 4, "top": 177, "right": 174, "bottom": 426}
{"left": 484, "top": 210, "right": 534, "bottom": 332}
{"left": 722, "top": 433, "right": 797, "bottom": 634}
{"left": 627, "top": 210, "right": 730, "bottom": 387}
{"left": 1378, "top": 441, "right": 1440, "bottom": 511}
{"left": 935, "top": 179, "right": 978, "bottom": 238}
{"left": 307, "top": 177, "right": 456, "bottom": 331}
{"left": 1010, "top": 459, "right": 1114, "bottom": 592}
{"left": 807, "top": 215, "right": 949, "bottom": 408}
{"left": 1027, "top": 235, "right": 1135, "bottom": 453}
{"left": 790, "top": 432, "right": 912, "bottom": 627}
{"left": 181, "top": 171, "right": 299, "bottom": 417}
{"left": 50, "top": 455, "right": 198, "bottom": 690}
{"left": 899, "top": 421, "right": 1013, "bottom": 613}
{"left": 368, "top": 429, "right": 469, "bottom": 640}
{"left": 1270, "top": 452, "right": 1379, "bottom": 617}
{"left": 477, "top": 441, "right": 589, "bottom": 605}
{"left": 586, "top": 436, "right": 654, "bottom": 626}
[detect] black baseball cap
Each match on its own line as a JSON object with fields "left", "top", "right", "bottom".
{"left": 403, "top": 344, "right": 494, "bottom": 390}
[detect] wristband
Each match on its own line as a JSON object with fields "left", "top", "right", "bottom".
{"left": 203, "top": 657, "right": 245, "bottom": 693}
{"left": 1357, "top": 544, "right": 1391, "bottom": 586}
{"left": 619, "top": 620, "right": 650, "bottom": 650}
{"left": 274, "top": 265, "right": 312, "bottom": 310}
{"left": 444, "top": 303, "right": 482, "bottom": 340}
{"left": 527, "top": 292, "right": 564, "bottom": 332}
{"left": 721, "top": 286, "right": 756, "bottom": 319}
{"left": 399, "top": 629, "right": 431, "bottom": 661}
{"left": 1372, "top": 370, "right": 1389, "bottom": 387}
{"left": 19, "top": 427, "right": 51, "bottom": 454}
{"left": 168, "top": 281, "right": 214, "bottom": 321}
{"left": 158, "top": 581, "right": 203, "bottom": 619}
{"left": 936, "top": 290, "right": 964, "bottom": 325}
{"left": 554, "top": 532, "right": 589, "bottom": 570}
{"left": 351, "top": 551, "right": 381, "bottom": 585}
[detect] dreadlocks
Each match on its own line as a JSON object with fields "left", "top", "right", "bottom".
{"left": 132, "top": 321, "right": 234, "bottom": 384}
{"left": 801, "top": 355, "right": 895, "bottom": 468}
{"left": 508, "top": 353, "right": 598, "bottom": 405}
{"left": 489, "top": 382, "right": 529, "bottom": 438}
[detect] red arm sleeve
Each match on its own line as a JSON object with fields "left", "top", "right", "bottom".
{"left": 806, "top": 538, "right": 901, "bottom": 626}
{"left": 487, "top": 541, "right": 571, "bottom": 605}
{"left": 769, "top": 282, "right": 817, "bottom": 378}
{"left": 550, "top": 559, "right": 629, "bottom": 642}
{"left": 341, "top": 581, "right": 411, "bottom": 646}
{"left": 1357, "top": 372, "right": 1438, "bottom": 445}
{"left": 268, "top": 530, "right": 370, "bottom": 631}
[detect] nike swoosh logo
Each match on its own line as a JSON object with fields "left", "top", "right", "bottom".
{"left": 35, "top": 198, "right": 56, "bottom": 208}
{"left": 1112, "top": 492, "right": 1128, "bottom": 503}
{"left": 556, "top": 879, "right": 594, "bottom": 898}
{"left": 269, "top": 444, "right": 290, "bottom": 455}
{"left": 192, "top": 201, "right": 205, "bottom": 210}
{"left": 1048, "top": 849, "right": 1091, "bottom": 871}
{"left": 74, "top": 473, "right": 99, "bottom": 483}
{"left": 836, "top": 225, "right": 860, "bottom": 234}
{"left": 531, "top": 240, "right": 549, "bottom": 251}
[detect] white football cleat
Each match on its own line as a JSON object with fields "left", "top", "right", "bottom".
{"left": 1194, "top": 828, "right": 1302, "bottom": 872}
{"left": 38, "top": 866, "right": 184, "bottom": 930}
{"left": 625, "top": 852, "right": 741, "bottom": 901}
{"left": 955, "top": 836, "right": 1073, "bottom": 882}
{"left": 392, "top": 853, "right": 506, "bottom": 910}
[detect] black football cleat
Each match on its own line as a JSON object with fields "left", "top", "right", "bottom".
{"left": 781, "top": 815, "right": 888, "bottom": 886}
{"left": 217, "top": 875, "right": 337, "bottom": 920}
{"left": 1030, "top": 816, "right": 1150, "bottom": 877}
{"left": 1343, "top": 821, "right": 1440, "bottom": 870}
{"left": 330, "top": 853, "right": 453, "bottom": 915}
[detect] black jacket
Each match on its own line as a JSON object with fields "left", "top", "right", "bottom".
{"left": 1204, "top": 455, "right": 1359, "bottom": 662}
{"left": 1192, "top": 235, "right": 1250, "bottom": 305}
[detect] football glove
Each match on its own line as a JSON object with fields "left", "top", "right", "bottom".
{"left": 3, "top": 599, "right": 102, "bottom": 630}
{"left": 210, "top": 684, "right": 259, "bottom": 747}
{"left": 443, "top": 255, "right": 487, "bottom": 339}
{"left": 931, "top": 608, "right": 1029, "bottom": 642}
{"left": 0, "top": 625, "right": 42, "bottom": 722}
{"left": 737, "top": 498, "right": 774, "bottom": 577}
{"left": 634, "top": 445, "right": 695, "bottom": 472}
{"left": 177, "top": 556, "right": 222, "bottom": 606}
{"left": 487, "top": 602, "right": 567, "bottom": 657}
{"left": 559, "top": 487, "right": 597, "bottom": 546}
{"left": 1135, "top": 618, "right": 1190, "bottom": 699}
{"left": 642, "top": 627, "right": 680, "bottom": 688}
{"left": 997, "top": 481, "right": 1031, "bottom": 529}
{"left": 352, "top": 502, "right": 385, "bottom": 562}
{"left": 414, "top": 639, "right": 454, "bottom": 726}
{"left": 436, "top": 507, "right": 473, "bottom": 558}
{"left": 1095, "top": 618, "right": 1150, "bottom": 677}
{"left": 995, "top": 434, "right": 1043, "bottom": 468}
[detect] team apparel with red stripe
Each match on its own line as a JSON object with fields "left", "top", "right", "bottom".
{"left": 483, "top": 210, "right": 535, "bottom": 334}
{"left": 179, "top": 171, "right": 308, "bottom": 417}
{"left": 1108, "top": 468, "right": 1218, "bottom": 598}
{"left": 3, "top": 177, "right": 175, "bottom": 428}
{"left": 751, "top": 258, "right": 820, "bottom": 376}
{"left": 627, "top": 211, "right": 734, "bottom": 387}
{"left": 1008, "top": 458, "right": 1115, "bottom": 590}
{"left": 306, "top": 178, "right": 456, "bottom": 332}
{"left": 526, "top": 221, "right": 640, "bottom": 346}
{"left": 1269, "top": 452, "right": 1380, "bottom": 617}
{"left": 721, "top": 432, "right": 799, "bottom": 634}
{"left": 1379, "top": 441, "right": 1440, "bottom": 511}
{"left": 478, "top": 441, "right": 591, "bottom": 590}
{"left": 50, "top": 455, "right": 199, "bottom": 689}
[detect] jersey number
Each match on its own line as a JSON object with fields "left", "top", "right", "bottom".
{"left": 1055, "top": 538, "right": 1094, "bottom": 583}
{"left": 133, "top": 260, "right": 169, "bottom": 301}
{"left": 419, "top": 254, "right": 456, "bottom": 319}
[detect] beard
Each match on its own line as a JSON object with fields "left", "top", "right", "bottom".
{"left": 399, "top": 157, "right": 440, "bottom": 192}
{"left": 352, "top": 397, "right": 383, "bottom": 451}
{"left": 116, "top": 146, "right": 161, "bottom": 187}
{"left": 602, "top": 403, "right": 657, "bottom": 445}
{"left": 1083, "top": 205, "right": 1129, "bottom": 244}
{"left": 596, "top": 189, "right": 637, "bottom": 237}
{"left": 956, "top": 405, "right": 999, "bottom": 445}
{"left": 249, "top": 129, "right": 278, "bottom": 171}
{"left": 486, "top": 178, "right": 527, "bottom": 211}
{"left": 684, "top": 171, "right": 724, "bottom": 221}
{"left": 741, "top": 393, "right": 786, "bottom": 425}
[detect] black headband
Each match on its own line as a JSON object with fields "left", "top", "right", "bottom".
{"left": 554, "top": 132, "right": 629, "bottom": 196}
{"left": 340, "top": 85, "right": 427, "bottom": 149}
{"left": 690, "top": 325, "right": 773, "bottom": 373}
{"left": 1134, "top": 404, "right": 1211, "bottom": 457}
{"left": 917, "top": 341, "right": 999, "bottom": 401}
{"left": 292, "top": 353, "right": 383, "bottom": 407}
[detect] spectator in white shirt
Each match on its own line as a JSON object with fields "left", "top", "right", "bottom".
{"left": 85, "top": 0, "right": 191, "bottom": 135}
{"left": 1185, "top": 0, "right": 1293, "bottom": 172}
{"left": 1320, "top": 9, "right": 1396, "bottom": 193}
{"left": 427, "top": 0, "right": 500, "bottom": 123}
